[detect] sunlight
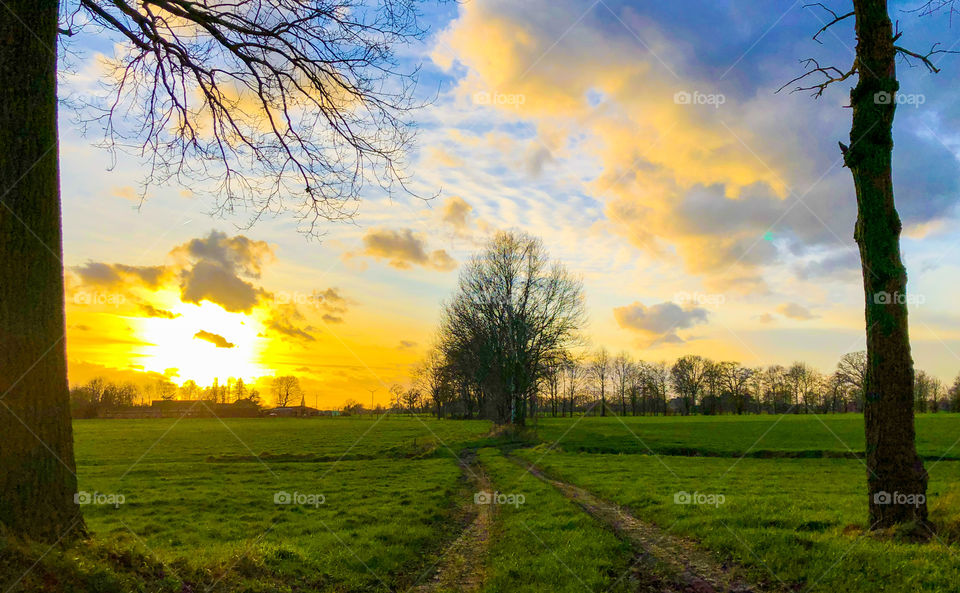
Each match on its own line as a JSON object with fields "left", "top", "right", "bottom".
{"left": 137, "top": 299, "right": 270, "bottom": 387}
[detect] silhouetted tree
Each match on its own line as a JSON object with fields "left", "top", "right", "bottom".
{"left": 612, "top": 352, "right": 632, "bottom": 416}
{"left": 271, "top": 376, "right": 302, "bottom": 408}
{"left": 589, "top": 348, "right": 611, "bottom": 417}
{"left": 671, "top": 355, "right": 708, "bottom": 415}
{"left": 720, "top": 362, "right": 753, "bottom": 415}
{"left": 439, "top": 232, "right": 585, "bottom": 425}
{"left": 1, "top": 0, "right": 430, "bottom": 541}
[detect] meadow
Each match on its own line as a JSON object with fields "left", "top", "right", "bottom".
{"left": 4, "top": 413, "right": 960, "bottom": 592}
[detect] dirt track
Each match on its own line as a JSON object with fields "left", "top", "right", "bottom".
{"left": 513, "top": 456, "right": 762, "bottom": 593}
{"left": 411, "top": 451, "right": 494, "bottom": 593}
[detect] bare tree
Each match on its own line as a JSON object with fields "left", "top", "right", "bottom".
{"left": 1, "top": 0, "right": 430, "bottom": 541}
{"left": 949, "top": 373, "right": 960, "bottom": 412}
{"left": 611, "top": 351, "right": 633, "bottom": 416}
{"left": 562, "top": 358, "right": 584, "bottom": 417}
{"left": 748, "top": 368, "right": 765, "bottom": 414}
{"left": 671, "top": 355, "right": 708, "bottom": 416}
{"left": 417, "top": 347, "right": 456, "bottom": 419}
{"left": 542, "top": 358, "right": 565, "bottom": 417}
{"left": 644, "top": 361, "right": 670, "bottom": 416}
{"left": 589, "top": 348, "right": 611, "bottom": 417}
{"left": 780, "top": 0, "right": 954, "bottom": 531}
{"left": 835, "top": 351, "right": 867, "bottom": 410}
{"left": 271, "top": 375, "right": 302, "bottom": 408}
{"left": 720, "top": 362, "right": 753, "bottom": 415}
{"left": 439, "top": 231, "right": 585, "bottom": 425}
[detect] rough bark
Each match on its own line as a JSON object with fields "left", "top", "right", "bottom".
{"left": 0, "top": 0, "right": 85, "bottom": 541}
{"left": 846, "top": 0, "right": 928, "bottom": 529}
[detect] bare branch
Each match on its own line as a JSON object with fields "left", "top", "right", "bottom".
{"left": 803, "top": 3, "right": 855, "bottom": 43}
{"left": 72, "top": 0, "right": 432, "bottom": 236}
{"left": 776, "top": 57, "right": 858, "bottom": 97}
{"left": 894, "top": 42, "right": 959, "bottom": 73}
{"left": 909, "top": 0, "right": 960, "bottom": 26}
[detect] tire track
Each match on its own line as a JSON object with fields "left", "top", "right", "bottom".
{"left": 512, "top": 456, "right": 764, "bottom": 593}
{"left": 411, "top": 451, "right": 494, "bottom": 593}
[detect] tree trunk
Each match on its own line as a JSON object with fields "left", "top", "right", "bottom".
{"left": 847, "top": 0, "right": 928, "bottom": 530}
{"left": 0, "top": 0, "right": 85, "bottom": 541}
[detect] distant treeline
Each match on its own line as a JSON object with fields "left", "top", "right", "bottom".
{"left": 407, "top": 349, "right": 960, "bottom": 420}
{"left": 405, "top": 232, "right": 960, "bottom": 423}
{"left": 69, "top": 376, "right": 263, "bottom": 419}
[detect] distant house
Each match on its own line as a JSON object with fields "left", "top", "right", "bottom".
{"left": 267, "top": 397, "right": 320, "bottom": 417}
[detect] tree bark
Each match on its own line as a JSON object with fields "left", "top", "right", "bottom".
{"left": 0, "top": 0, "right": 85, "bottom": 540}
{"left": 847, "top": 0, "right": 928, "bottom": 530}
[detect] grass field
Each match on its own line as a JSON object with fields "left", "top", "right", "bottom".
{"left": 4, "top": 413, "right": 960, "bottom": 592}
{"left": 533, "top": 413, "right": 960, "bottom": 459}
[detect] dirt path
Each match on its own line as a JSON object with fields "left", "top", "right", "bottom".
{"left": 512, "top": 456, "right": 761, "bottom": 593}
{"left": 410, "top": 451, "right": 494, "bottom": 593}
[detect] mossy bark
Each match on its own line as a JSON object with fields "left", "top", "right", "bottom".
{"left": 846, "top": 0, "right": 928, "bottom": 529}
{"left": 0, "top": 0, "right": 85, "bottom": 540}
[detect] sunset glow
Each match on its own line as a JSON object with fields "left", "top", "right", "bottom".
{"left": 136, "top": 300, "right": 270, "bottom": 386}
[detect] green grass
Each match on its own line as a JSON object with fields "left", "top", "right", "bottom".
{"left": 80, "top": 457, "right": 465, "bottom": 590}
{"left": 4, "top": 416, "right": 492, "bottom": 593}
{"left": 513, "top": 448, "right": 960, "bottom": 592}
{"left": 73, "top": 415, "right": 492, "bottom": 465}
{"left": 7, "top": 413, "right": 960, "bottom": 593}
{"left": 533, "top": 413, "right": 960, "bottom": 459}
{"left": 476, "top": 448, "right": 634, "bottom": 593}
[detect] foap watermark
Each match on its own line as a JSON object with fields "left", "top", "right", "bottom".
{"left": 673, "top": 291, "right": 725, "bottom": 308}
{"left": 873, "top": 291, "right": 925, "bottom": 307}
{"left": 674, "top": 90, "right": 725, "bottom": 108}
{"left": 74, "top": 491, "right": 125, "bottom": 508}
{"left": 274, "top": 290, "right": 322, "bottom": 307}
{"left": 874, "top": 91, "right": 925, "bottom": 108}
{"left": 674, "top": 491, "right": 725, "bottom": 507}
{"left": 274, "top": 491, "right": 325, "bottom": 508}
{"left": 474, "top": 490, "right": 525, "bottom": 508}
{"left": 73, "top": 291, "right": 126, "bottom": 307}
{"left": 473, "top": 91, "right": 526, "bottom": 108}
{"left": 874, "top": 490, "right": 925, "bottom": 508}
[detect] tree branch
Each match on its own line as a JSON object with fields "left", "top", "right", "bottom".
{"left": 776, "top": 57, "right": 858, "bottom": 97}
{"left": 804, "top": 3, "right": 855, "bottom": 43}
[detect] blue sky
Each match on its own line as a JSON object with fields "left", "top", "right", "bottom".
{"left": 58, "top": 1, "right": 960, "bottom": 402}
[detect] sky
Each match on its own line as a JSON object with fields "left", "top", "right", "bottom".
{"left": 58, "top": 0, "right": 960, "bottom": 406}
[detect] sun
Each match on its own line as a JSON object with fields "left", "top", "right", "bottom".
{"left": 136, "top": 299, "right": 270, "bottom": 387}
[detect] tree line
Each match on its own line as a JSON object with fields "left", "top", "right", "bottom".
{"left": 67, "top": 375, "right": 341, "bottom": 418}
{"left": 412, "top": 233, "right": 960, "bottom": 422}
{"left": 415, "top": 345, "right": 960, "bottom": 420}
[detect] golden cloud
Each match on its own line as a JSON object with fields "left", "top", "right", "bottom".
{"left": 355, "top": 227, "right": 457, "bottom": 271}
{"left": 433, "top": 0, "right": 819, "bottom": 290}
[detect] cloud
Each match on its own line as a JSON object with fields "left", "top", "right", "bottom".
{"left": 355, "top": 228, "right": 457, "bottom": 271}
{"left": 440, "top": 196, "right": 473, "bottom": 231}
{"left": 74, "top": 262, "right": 170, "bottom": 288}
{"left": 264, "top": 306, "right": 316, "bottom": 342}
{"left": 139, "top": 303, "right": 180, "bottom": 319}
{"left": 193, "top": 330, "right": 236, "bottom": 348}
{"left": 321, "top": 313, "right": 344, "bottom": 324}
{"left": 314, "top": 287, "right": 348, "bottom": 313}
{"left": 777, "top": 302, "right": 818, "bottom": 320}
{"left": 397, "top": 340, "right": 418, "bottom": 350}
{"left": 613, "top": 301, "right": 708, "bottom": 346}
{"left": 430, "top": 0, "right": 960, "bottom": 291}
{"left": 172, "top": 230, "right": 272, "bottom": 312}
